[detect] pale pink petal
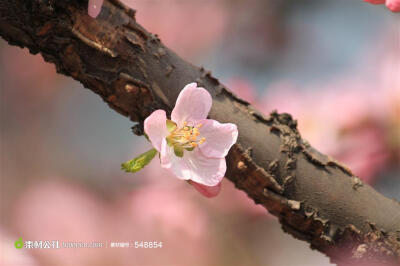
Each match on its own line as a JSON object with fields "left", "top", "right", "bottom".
{"left": 161, "top": 145, "right": 225, "bottom": 186}
{"left": 182, "top": 149, "right": 226, "bottom": 185}
{"left": 386, "top": 0, "right": 400, "bottom": 11}
{"left": 189, "top": 180, "right": 222, "bottom": 198}
{"left": 160, "top": 139, "right": 172, "bottom": 169}
{"left": 171, "top": 83, "right": 212, "bottom": 127}
{"left": 198, "top": 119, "right": 238, "bottom": 158}
{"left": 88, "top": 0, "right": 104, "bottom": 18}
{"left": 184, "top": 150, "right": 226, "bottom": 186}
{"left": 160, "top": 139, "right": 191, "bottom": 181}
{"left": 144, "top": 110, "right": 169, "bottom": 152}
{"left": 364, "top": 0, "right": 385, "bottom": 4}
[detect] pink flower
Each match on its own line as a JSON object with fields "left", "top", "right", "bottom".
{"left": 88, "top": 0, "right": 104, "bottom": 18}
{"left": 144, "top": 83, "right": 238, "bottom": 196}
{"left": 364, "top": 0, "right": 400, "bottom": 12}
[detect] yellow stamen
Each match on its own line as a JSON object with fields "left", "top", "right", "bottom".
{"left": 167, "top": 121, "right": 206, "bottom": 154}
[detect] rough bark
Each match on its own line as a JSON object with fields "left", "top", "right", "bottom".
{"left": 1, "top": 0, "right": 399, "bottom": 264}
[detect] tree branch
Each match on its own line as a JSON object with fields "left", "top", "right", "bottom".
{"left": 1, "top": 0, "right": 399, "bottom": 264}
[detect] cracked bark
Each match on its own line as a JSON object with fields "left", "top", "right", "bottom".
{"left": 1, "top": 0, "right": 399, "bottom": 264}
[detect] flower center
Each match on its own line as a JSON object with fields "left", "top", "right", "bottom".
{"left": 166, "top": 121, "right": 205, "bottom": 156}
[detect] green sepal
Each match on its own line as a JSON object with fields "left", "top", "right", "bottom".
{"left": 121, "top": 148, "right": 158, "bottom": 173}
{"left": 166, "top": 119, "right": 177, "bottom": 132}
{"left": 174, "top": 146, "right": 184, "bottom": 157}
{"left": 185, "top": 147, "right": 194, "bottom": 151}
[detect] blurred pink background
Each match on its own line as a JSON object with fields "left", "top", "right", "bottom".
{"left": 1, "top": 0, "right": 399, "bottom": 265}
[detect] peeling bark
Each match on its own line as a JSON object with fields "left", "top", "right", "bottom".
{"left": 0, "top": 0, "right": 399, "bottom": 264}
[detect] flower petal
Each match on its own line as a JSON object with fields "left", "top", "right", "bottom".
{"left": 161, "top": 145, "right": 226, "bottom": 186}
{"left": 198, "top": 119, "right": 238, "bottom": 158}
{"left": 171, "top": 83, "right": 212, "bottom": 127}
{"left": 184, "top": 150, "right": 226, "bottom": 186}
{"left": 160, "top": 140, "right": 191, "bottom": 180}
{"left": 144, "top": 110, "right": 169, "bottom": 152}
{"left": 386, "top": 0, "right": 400, "bottom": 11}
{"left": 189, "top": 180, "right": 222, "bottom": 198}
{"left": 160, "top": 139, "right": 172, "bottom": 168}
{"left": 88, "top": 0, "right": 104, "bottom": 18}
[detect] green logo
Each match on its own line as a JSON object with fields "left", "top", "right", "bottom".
{"left": 14, "top": 238, "right": 23, "bottom": 249}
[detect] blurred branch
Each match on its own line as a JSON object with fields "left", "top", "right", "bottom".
{"left": 0, "top": 0, "right": 399, "bottom": 264}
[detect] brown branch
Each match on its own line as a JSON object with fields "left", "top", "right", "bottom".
{"left": 1, "top": 0, "right": 399, "bottom": 264}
